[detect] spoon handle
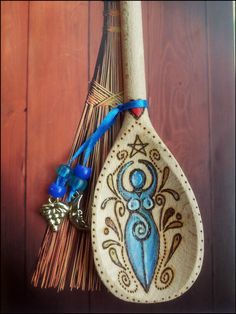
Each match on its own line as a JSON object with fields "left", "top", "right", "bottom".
{"left": 120, "top": 1, "right": 146, "bottom": 102}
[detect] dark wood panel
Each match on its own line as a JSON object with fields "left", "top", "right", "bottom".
{"left": 148, "top": 2, "right": 212, "bottom": 312}
{"left": 1, "top": 1, "right": 29, "bottom": 313}
{"left": 26, "top": 1, "right": 89, "bottom": 312}
{"left": 206, "top": 1, "right": 235, "bottom": 312}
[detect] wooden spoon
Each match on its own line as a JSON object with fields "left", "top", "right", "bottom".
{"left": 91, "top": 1, "right": 204, "bottom": 303}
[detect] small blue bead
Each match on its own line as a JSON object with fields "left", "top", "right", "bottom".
{"left": 48, "top": 182, "right": 66, "bottom": 198}
{"left": 68, "top": 175, "right": 79, "bottom": 187}
{"left": 56, "top": 164, "right": 72, "bottom": 179}
{"left": 56, "top": 176, "right": 67, "bottom": 187}
{"left": 69, "top": 175, "right": 88, "bottom": 192}
{"left": 77, "top": 179, "right": 88, "bottom": 191}
{"left": 74, "top": 164, "right": 92, "bottom": 180}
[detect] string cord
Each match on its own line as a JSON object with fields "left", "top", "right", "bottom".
{"left": 69, "top": 99, "right": 148, "bottom": 166}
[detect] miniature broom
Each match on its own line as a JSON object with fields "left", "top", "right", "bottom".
{"left": 32, "top": 1, "right": 123, "bottom": 291}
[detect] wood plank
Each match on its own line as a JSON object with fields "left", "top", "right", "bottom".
{"left": 206, "top": 2, "right": 235, "bottom": 312}
{"left": 89, "top": 0, "right": 103, "bottom": 80}
{"left": 1, "top": 1, "right": 29, "bottom": 312}
{"left": 147, "top": 1, "right": 212, "bottom": 312}
{"left": 26, "top": 1, "right": 89, "bottom": 312}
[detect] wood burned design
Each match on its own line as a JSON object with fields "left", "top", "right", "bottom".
{"left": 101, "top": 136, "right": 183, "bottom": 294}
{"left": 116, "top": 159, "right": 159, "bottom": 292}
{"left": 127, "top": 135, "right": 148, "bottom": 157}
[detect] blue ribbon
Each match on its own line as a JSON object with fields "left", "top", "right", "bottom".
{"left": 69, "top": 99, "right": 148, "bottom": 166}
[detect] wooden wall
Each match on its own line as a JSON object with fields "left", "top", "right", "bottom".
{"left": 1, "top": 1, "right": 235, "bottom": 313}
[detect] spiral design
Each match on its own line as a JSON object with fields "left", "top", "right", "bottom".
{"left": 155, "top": 267, "right": 174, "bottom": 290}
{"left": 150, "top": 148, "right": 161, "bottom": 161}
{"left": 114, "top": 200, "right": 126, "bottom": 241}
{"left": 118, "top": 270, "right": 138, "bottom": 293}
{"left": 155, "top": 194, "right": 165, "bottom": 206}
{"left": 155, "top": 193, "right": 166, "bottom": 230}
{"left": 149, "top": 149, "right": 162, "bottom": 173}
{"left": 115, "top": 200, "right": 125, "bottom": 217}
{"left": 132, "top": 213, "right": 151, "bottom": 241}
{"left": 117, "top": 150, "right": 128, "bottom": 161}
{"left": 118, "top": 270, "right": 131, "bottom": 287}
{"left": 113, "top": 150, "right": 129, "bottom": 175}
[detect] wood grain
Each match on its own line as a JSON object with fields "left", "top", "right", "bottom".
{"left": 1, "top": 1, "right": 234, "bottom": 313}
{"left": 88, "top": 0, "right": 103, "bottom": 80}
{"left": 26, "top": 0, "right": 88, "bottom": 268}
{"left": 25, "top": 1, "right": 89, "bottom": 312}
{"left": 148, "top": 2, "right": 213, "bottom": 312}
{"left": 1, "top": 2, "right": 28, "bottom": 313}
{"left": 206, "top": 1, "right": 235, "bottom": 312}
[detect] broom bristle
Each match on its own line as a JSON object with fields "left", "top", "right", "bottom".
{"left": 32, "top": 1, "right": 123, "bottom": 291}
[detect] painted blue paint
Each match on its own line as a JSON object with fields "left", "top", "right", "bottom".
{"left": 130, "top": 169, "right": 146, "bottom": 189}
{"left": 142, "top": 196, "right": 154, "bottom": 210}
{"left": 128, "top": 198, "right": 140, "bottom": 211}
{"left": 117, "top": 159, "right": 159, "bottom": 292}
{"left": 125, "top": 210, "right": 159, "bottom": 291}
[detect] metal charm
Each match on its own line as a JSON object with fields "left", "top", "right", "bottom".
{"left": 68, "top": 192, "right": 90, "bottom": 231}
{"left": 41, "top": 197, "right": 70, "bottom": 232}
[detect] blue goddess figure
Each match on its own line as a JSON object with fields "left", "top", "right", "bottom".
{"left": 117, "top": 159, "right": 159, "bottom": 292}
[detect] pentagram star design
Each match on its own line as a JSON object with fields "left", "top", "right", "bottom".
{"left": 127, "top": 135, "right": 149, "bottom": 158}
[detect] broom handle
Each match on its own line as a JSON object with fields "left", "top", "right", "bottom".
{"left": 120, "top": 1, "right": 146, "bottom": 102}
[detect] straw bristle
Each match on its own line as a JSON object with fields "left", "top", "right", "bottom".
{"left": 31, "top": 1, "right": 123, "bottom": 291}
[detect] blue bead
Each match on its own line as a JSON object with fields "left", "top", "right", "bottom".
{"left": 56, "top": 164, "right": 72, "bottom": 179}
{"left": 68, "top": 175, "right": 88, "bottom": 192}
{"left": 74, "top": 164, "right": 92, "bottom": 180}
{"left": 56, "top": 176, "right": 67, "bottom": 187}
{"left": 48, "top": 182, "right": 66, "bottom": 198}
